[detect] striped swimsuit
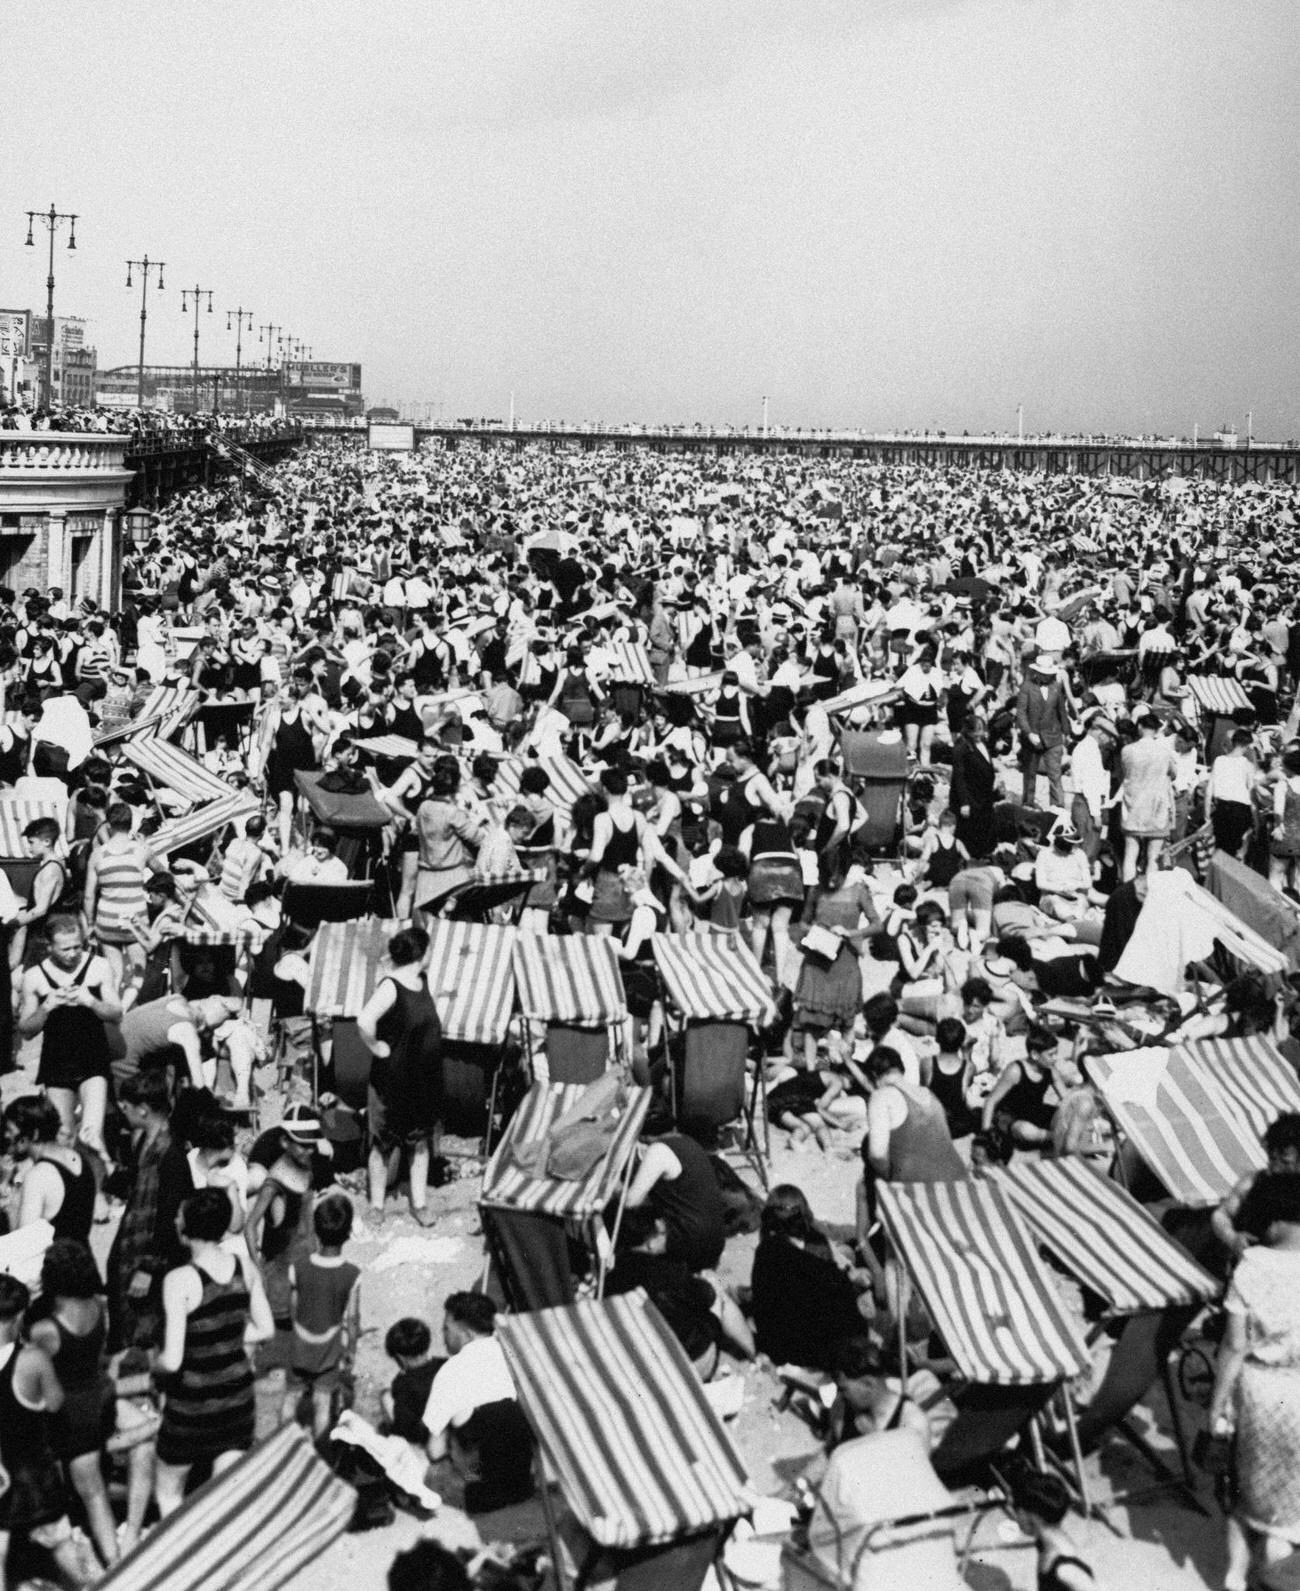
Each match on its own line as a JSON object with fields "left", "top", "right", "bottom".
{"left": 157, "top": 1265, "right": 255, "bottom": 1466}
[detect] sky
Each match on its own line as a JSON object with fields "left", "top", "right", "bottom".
{"left": 5, "top": 0, "right": 1299, "bottom": 435}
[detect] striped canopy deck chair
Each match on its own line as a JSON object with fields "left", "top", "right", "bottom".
{"left": 98, "top": 1424, "right": 353, "bottom": 1591}
{"left": 425, "top": 919, "right": 519, "bottom": 1137}
{"left": 1000, "top": 1157, "right": 1219, "bottom": 1505}
{"left": 514, "top": 931, "right": 628, "bottom": 1085}
{"left": 481, "top": 1080, "right": 651, "bottom": 1309}
{"left": 876, "top": 1179, "right": 1090, "bottom": 1491}
{"left": 652, "top": 931, "right": 775, "bottom": 1185}
{"left": 146, "top": 790, "right": 259, "bottom": 861}
{"left": 93, "top": 681, "right": 198, "bottom": 749}
{"left": 122, "top": 737, "right": 237, "bottom": 812}
{"left": 497, "top": 1291, "right": 752, "bottom": 1591}
{"left": 1088, "top": 1036, "right": 1300, "bottom": 1209}
{"left": 1186, "top": 674, "right": 1253, "bottom": 760}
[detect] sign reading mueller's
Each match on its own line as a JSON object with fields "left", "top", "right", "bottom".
{"left": 283, "top": 361, "right": 361, "bottom": 390}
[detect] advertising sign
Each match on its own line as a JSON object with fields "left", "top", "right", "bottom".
{"left": 369, "top": 423, "right": 415, "bottom": 452}
{"left": 0, "top": 311, "right": 29, "bottom": 360}
{"left": 285, "top": 361, "right": 360, "bottom": 390}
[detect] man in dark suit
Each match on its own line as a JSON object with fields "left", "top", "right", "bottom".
{"left": 949, "top": 711, "right": 998, "bottom": 857}
{"left": 1016, "top": 663, "right": 1073, "bottom": 808}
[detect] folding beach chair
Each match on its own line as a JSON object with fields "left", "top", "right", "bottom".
{"left": 98, "top": 1424, "right": 354, "bottom": 1591}
{"left": 513, "top": 931, "right": 628, "bottom": 1084}
{"left": 1187, "top": 675, "right": 1253, "bottom": 762}
{"left": 189, "top": 697, "right": 257, "bottom": 759}
{"left": 876, "top": 1180, "right": 1091, "bottom": 1504}
{"left": 437, "top": 867, "right": 535, "bottom": 924}
{"left": 497, "top": 1291, "right": 752, "bottom": 1591}
{"left": 425, "top": 919, "right": 519, "bottom": 1139}
{"left": 1087, "top": 1043, "right": 1281, "bottom": 1208}
{"left": 651, "top": 931, "right": 775, "bottom": 1187}
{"left": 122, "top": 738, "right": 237, "bottom": 813}
{"left": 283, "top": 881, "right": 375, "bottom": 933}
{"left": 147, "top": 790, "right": 260, "bottom": 863}
{"left": 1000, "top": 1157, "right": 1220, "bottom": 1512}
{"left": 293, "top": 770, "right": 393, "bottom": 893}
{"left": 839, "top": 732, "right": 910, "bottom": 855}
{"left": 480, "top": 1081, "right": 651, "bottom": 1309}
{"left": 304, "top": 917, "right": 404, "bottom": 1102}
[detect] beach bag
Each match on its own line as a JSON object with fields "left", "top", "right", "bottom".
{"left": 802, "top": 923, "right": 842, "bottom": 964}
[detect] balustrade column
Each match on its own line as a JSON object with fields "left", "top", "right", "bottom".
{"left": 46, "top": 508, "right": 68, "bottom": 593}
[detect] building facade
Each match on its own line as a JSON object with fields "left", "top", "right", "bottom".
{"left": 0, "top": 431, "right": 129, "bottom": 606}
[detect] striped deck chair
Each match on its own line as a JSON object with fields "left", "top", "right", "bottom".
{"left": 147, "top": 791, "right": 259, "bottom": 860}
{"left": 481, "top": 1081, "right": 651, "bottom": 1309}
{"left": 1089, "top": 1044, "right": 1276, "bottom": 1207}
{"left": 98, "top": 1424, "right": 354, "bottom": 1591}
{"left": 426, "top": 919, "right": 519, "bottom": 1137}
{"left": 0, "top": 799, "right": 62, "bottom": 858}
{"left": 652, "top": 932, "right": 775, "bottom": 1182}
{"left": 877, "top": 1179, "right": 1089, "bottom": 1488}
{"left": 498, "top": 1292, "right": 751, "bottom": 1591}
{"left": 1000, "top": 1158, "right": 1219, "bottom": 1492}
{"left": 123, "top": 738, "right": 236, "bottom": 810}
{"left": 513, "top": 932, "right": 627, "bottom": 1083}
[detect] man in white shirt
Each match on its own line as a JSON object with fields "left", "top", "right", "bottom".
{"left": 1067, "top": 715, "right": 1116, "bottom": 857}
{"left": 421, "top": 1293, "right": 533, "bottom": 1512}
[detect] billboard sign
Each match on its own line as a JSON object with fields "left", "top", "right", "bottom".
{"left": 0, "top": 311, "right": 29, "bottom": 360}
{"left": 369, "top": 423, "right": 414, "bottom": 452}
{"left": 285, "top": 361, "right": 360, "bottom": 390}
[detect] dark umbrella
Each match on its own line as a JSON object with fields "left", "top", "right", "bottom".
{"left": 945, "top": 576, "right": 997, "bottom": 600}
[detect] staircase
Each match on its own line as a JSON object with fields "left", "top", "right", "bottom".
{"left": 208, "top": 434, "right": 277, "bottom": 490}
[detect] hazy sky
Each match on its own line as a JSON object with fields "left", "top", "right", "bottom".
{"left": 6, "top": 0, "right": 1299, "bottom": 434}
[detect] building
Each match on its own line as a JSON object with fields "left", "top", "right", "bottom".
{"left": 60, "top": 345, "right": 97, "bottom": 407}
{"left": 0, "top": 430, "right": 129, "bottom": 605}
{"left": 96, "top": 358, "right": 364, "bottom": 419}
{"left": 29, "top": 316, "right": 90, "bottom": 408}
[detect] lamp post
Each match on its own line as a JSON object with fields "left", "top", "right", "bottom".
{"left": 180, "top": 285, "right": 214, "bottom": 415}
{"left": 259, "top": 324, "right": 282, "bottom": 415}
{"left": 24, "top": 204, "right": 78, "bottom": 411}
{"left": 125, "top": 257, "right": 165, "bottom": 408}
{"left": 225, "top": 307, "right": 254, "bottom": 413}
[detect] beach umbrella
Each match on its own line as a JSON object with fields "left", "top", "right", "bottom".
{"left": 945, "top": 575, "right": 997, "bottom": 600}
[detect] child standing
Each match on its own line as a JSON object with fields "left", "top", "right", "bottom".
{"left": 285, "top": 1196, "right": 361, "bottom": 1439}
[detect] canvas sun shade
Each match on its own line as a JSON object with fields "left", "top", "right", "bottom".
{"left": 0, "top": 800, "right": 62, "bottom": 858}
{"left": 146, "top": 791, "right": 259, "bottom": 859}
{"left": 603, "top": 641, "right": 656, "bottom": 686}
{"left": 305, "top": 917, "right": 404, "bottom": 1018}
{"left": 122, "top": 738, "right": 237, "bottom": 807}
{"left": 652, "top": 932, "right": 775, "bottom": 1026}
{"left": 999, "top": 1158, "right": 1218, "bottom": 1315}
{"left": 1186, "top": 675, "right": 1253, "bottom": 716}
{"left": 481, "top": 1080, "right": 651, "bottom": 1222}
{"left": 877, "top": 1179, "right": 1089, "bottom": 1386}
{"left": 496, "top": 1290, "right": 752, "bottom": 1550}
{"left": 513, "top": 933, "right": 627, "bottom": 1027}
{"left": 98, "top": 1424, "right": 353, "bottom": 1591}
{"left": 494, "top": 754, "right": 592, "bottom": 817}
{"left": 1088, "top": 1044, "right": 1274, "bottom": 1207}
{"left": 425, "top": 919, "right": 518, "bottom": 1045}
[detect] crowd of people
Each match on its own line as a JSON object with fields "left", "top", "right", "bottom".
{"left": 0, "top": 403, "right": 304, "bottom": 445}
{"left": 2, "top": 434, "right": 1300, "bottom": 1585}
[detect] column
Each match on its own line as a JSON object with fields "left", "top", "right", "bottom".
{"left": 46, "top": 508, "right": 67, "bottom": 594}
{"left": 101, "top": 509, "right": 121, "bottom": 611}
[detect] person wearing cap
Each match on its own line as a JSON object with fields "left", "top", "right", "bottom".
{"left": 1033, "top": 822, "right": 1102, "bottom": 925}
{"left": 1067, "top": 713, "right": 1117, "bottom": 861}
{"left": 1119, "top": 712, "right": 1178, "bottom": 880}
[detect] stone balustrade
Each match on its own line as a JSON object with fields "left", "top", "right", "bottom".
{"left": 0, "top": 432, "right": 129, "bottom": 473}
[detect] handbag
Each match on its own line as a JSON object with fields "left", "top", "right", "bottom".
{"left": 802, "top": 923, "right": 842, "bottom": 964}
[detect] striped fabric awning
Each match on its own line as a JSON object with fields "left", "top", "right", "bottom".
{"left": 1089, "top": 1046, "right": 1266, "bottom": 1207}
{"left": 93, "top": 682, "right": 198, "bottom": 748}
{"left": 1187, "top": 675, "right": 1253, "bottom": 715}
{"left": 147, "top": 792, "right": 258, "bottom": 859}
{"left": 306, "top": 918, "right": 403, "bottom": 1018}
{"left": 351, "top": 734, "right": 420, "bottom": 760}
{"left": 495, "top": 754, "right": 592, "bottom": 816}
{"left": 482, "top": 1081, "right": 651, "bottom": 1219}
{"left": 658, "top": 670, "right": 726, "bottom": 697}
{"left": 652, "top": 932, "right": 776, "bottom": 1026}
{"left": 497, "top": 1291, "right": 752, "bottom": 1549}
{"left": 877, "top": 1179, "right": 1089, "bottom": 1385}
{"left": 98, "top": 1424, "right": 353, "bottom": 1591}
{"left": 604, "top": 641, "right": 656, "bottom": 685}
{"left": 1174, "top": 1035, "right": 1300, "bottom": 1139}
{"left": 426, "top": 919, "right": 517, "bottom": 1045}
{"left": 123, "top": 739, "right": 235, "bottom": 806}
{"left": 1000, "top": 1158, "right": 1219, "bottom": 1315}
{"left": 513, "top": 934, "right": 627, "bottom": 1026}
{"left": 0, "top": 800, "right": 61, "bottom": 858}
{"left": 180, "top": 884, "right": 268, "bottom": 950}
